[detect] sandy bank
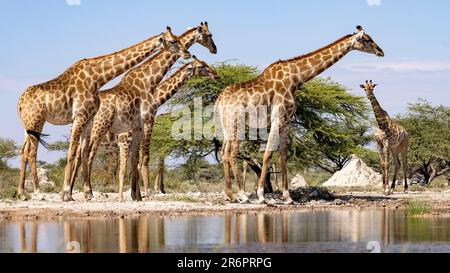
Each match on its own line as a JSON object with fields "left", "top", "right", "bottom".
{"left": 1, "top": 190, "right": 449, "bottom": 220}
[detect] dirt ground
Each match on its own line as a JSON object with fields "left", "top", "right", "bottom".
{"left": 1, "top": 189, "right": 450, "bottom": 220}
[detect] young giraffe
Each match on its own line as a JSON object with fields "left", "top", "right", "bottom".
{"left": 68, "top": 23, "right": 218, "bottom": 201}
{"left": 360, "top": 80, "right": 409, "bottom": 195}
{"left": 79, "top": 57, "right": 219, "bottom": 201}
{"left": 215, "top": 26, "right": 384, "bottom": 204}
{"left": 17, "top": 27, "right": 183, "bottom": 200}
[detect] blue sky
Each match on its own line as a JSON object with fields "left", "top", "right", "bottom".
{"left": 1, "top": 0, "right": 449, "bottom": 166}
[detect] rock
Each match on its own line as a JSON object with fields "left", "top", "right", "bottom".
{"left": 25, "top": 168, "right": 55, "bottom": 191}
{"left": 291, "top": 174, "right": 309, "bottom": 189}
{"left": 322, "top": 155, "right": 382, "bottom": 188}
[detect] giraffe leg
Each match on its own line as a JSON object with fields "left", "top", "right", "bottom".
{"left": 401, "top": 146, "right": 409, "bottom": 193}
{"left": 390, "top": 152, "right": 400, "bottom": 195}
{"left": 28, "top": 137, "right": 41, "bottom": 198}
{"left": 80, "top": 113, "right": 113, "bottom": 202}
{"left": 376, "top": 141, "right": 386, "bottom": 193}
{"left": 222, "top": 140, "right": 236, "bottom": 202}
{"left": 139, "top": 120, "right": 155, "bottom": 197}
{"left": 18, "top": 138, "right": 30, "bottom": 200}
{"left": 66, "top": 142, "right": 82, "bottom": 201}
{"left": 79, "top": 119, "right": 94, "bottom": 200}
{"left": 279, "top": 125, "right": 293, "bottom": 205}
{"left": 117, "top": 133, "right": 132, "bottom": 202}
{"left": 62, "top": 115, "right": 88, "bottom": 201}
{"left": 113, "top": 152, "right": 119, "bottom": 186}
{"left": 130, "top": 128, "right": 143, "bottom": 201}
{"left": 230, "top": 138, "right": 249, "bottom": 203}
{"left": 382, "top": 141, "right": 391, "bottom": 195}
{"left": 256, "top": 115, "right": 280, "bottom": 204}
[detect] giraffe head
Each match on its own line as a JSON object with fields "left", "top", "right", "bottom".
{"left": 188, "top": 55, "right": 220, "bottom": 80}
{"left": 195, "top": 22, "right": 218, "bottom": 54}
{"left": 161, "top": 27, "right": 191, "bottom": 59}
{"left": 352, "top": 26, "right": 384, "bottom": 57}
{"left": 360, "top": 80, "right": 378, "bottom": 95}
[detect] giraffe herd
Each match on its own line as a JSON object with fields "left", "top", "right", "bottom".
{"left": 16, "top": 23, "right": 409, "bottom": 204}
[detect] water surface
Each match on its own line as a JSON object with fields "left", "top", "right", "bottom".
{"left": 1, "top": 208, "right": 449, "bottom": 253}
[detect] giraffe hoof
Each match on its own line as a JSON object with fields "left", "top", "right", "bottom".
{"left": 61, "top": 192, "right": 74, "bottom": 202}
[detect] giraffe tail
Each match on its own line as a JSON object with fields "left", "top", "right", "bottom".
{"left": 26, "top": 130, "right": 50, "bottom": 150}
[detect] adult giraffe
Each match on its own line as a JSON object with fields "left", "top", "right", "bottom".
{"left": 215, "top": 26, "right": 384, "bottom": 204}
{"left": 360, "top": 80, "right": 409, "bottom": 195}
{"left": 66, "top": 22, "right": 218, "bottom": 201}
{"left": 17, "top": 27, "right": 185, "bottom": 200}
{"left": 83, "top": 57, "right": 218, "bottom": 201}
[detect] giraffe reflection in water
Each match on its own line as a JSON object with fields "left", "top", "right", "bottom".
{"left": 3, "top": 209, "right": 450, "bottom": 253}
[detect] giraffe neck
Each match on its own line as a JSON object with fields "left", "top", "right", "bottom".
{"left": 274, "top": 34, "right": 355, "bottom": 90}
{"left": 155, "top": 63, "right": 192, "bottom": 105}
{"left": 85, "top": 34, "right": 164, "bottom": 89}
{"left": 366, "top": 92, "right": 391, "bottom": 132}
{"left": 121, "top": 29, "right": 199, "bottom": 91}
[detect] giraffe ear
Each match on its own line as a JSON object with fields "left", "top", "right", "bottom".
{"left": 373, "top": 84, "right": 378, "bottom": 88}
{"left": 360, "top": 85, "right": 366, "bottom": 89}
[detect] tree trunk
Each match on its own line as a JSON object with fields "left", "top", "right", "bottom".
{"left": 154, "top": 156, "right": 165, "bottom": 194}
{"left": 428, "top": 164, "right": 438, "bottom": 185}
{"left": 272, "top": 163, "right": 279, "bottom": 191}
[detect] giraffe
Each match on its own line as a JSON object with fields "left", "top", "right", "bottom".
{"left": 66, "top": 22, "right": 218, "bottom": 201}
{"left": 215, "top": 26, "right": 384, "bottom": 204}
{"left": 77, "top": 56, "right": 218, "bottom": 201}
{"left": 360, "top": 80, "right": 409, "bottom": 195}
{"left": 84, "top": 57, "right": 219, "bottom": 201}
{"left": 17, "top": 26, "right": 185, "bottom": 200}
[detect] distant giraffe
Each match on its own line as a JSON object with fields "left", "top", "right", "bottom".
{"left": 83, "top": 57, "right": 218, "bottom": 201}
{"left": 67, "top": 22, "right": 218, "bottom": 201}
{"left": 215, "top": 26, "right": 384, "bottom": 204}
{"left": 17, "top": 27, "right": 183, "bottom": 200}
{"left": 360, "top": 80, "right": 409, "bottom": 195}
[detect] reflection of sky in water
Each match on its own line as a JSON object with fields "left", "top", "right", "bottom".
{"left": 1, "top": 209, "right": 449, "bottom": 253}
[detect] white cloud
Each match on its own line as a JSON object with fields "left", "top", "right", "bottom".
{"left": 342, "top": 60, "right": 450, "bottom": 73}
{"left": 367, "top": 0, "right": 382, "bottom": 6}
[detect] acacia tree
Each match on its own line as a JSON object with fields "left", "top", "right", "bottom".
{"left": 290, "top": 78, "right": 371, "bottom": 173}
{"left": 166, "top": 63, "right": 373, "bottom": 190}
{"left": 398, "top": 100, "right": 450, "bottom": 185}
{"left": 0, "top": 137, "right": 18, "bottom": 169}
